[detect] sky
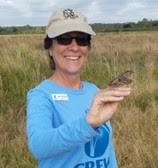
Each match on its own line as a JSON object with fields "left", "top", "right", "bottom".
{"left": 0, "top": 0, "right": 158, "bottom": 26}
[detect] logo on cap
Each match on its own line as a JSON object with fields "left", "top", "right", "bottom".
{"left": 63, "top": 9, "right": 78, "bottom": 19}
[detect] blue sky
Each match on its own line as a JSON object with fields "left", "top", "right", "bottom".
{"left": 0, "top": 0, "right": 158, "bottom": 26}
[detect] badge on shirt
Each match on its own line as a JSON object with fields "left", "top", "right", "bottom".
{"left": 52, "top": 93, "right": 69, "bottom": 101}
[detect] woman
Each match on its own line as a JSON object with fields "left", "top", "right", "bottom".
{"left": 26, "top": 8, "right": 131, "bottom": 168}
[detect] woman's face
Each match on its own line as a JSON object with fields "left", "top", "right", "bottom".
{"left": 49, "top": 32, "right": 90, "bottom": 76}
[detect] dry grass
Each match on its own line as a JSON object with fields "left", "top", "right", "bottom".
{"left": 0, "top": 32, "right": 158, "bottom": 167}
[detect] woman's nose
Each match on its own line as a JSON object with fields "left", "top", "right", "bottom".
{"left": 69, "top": 39, "right": 79, "bottom": 51}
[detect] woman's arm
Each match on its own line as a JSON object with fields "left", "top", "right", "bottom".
{"left": 26, "top": 89, "right": 98, "bottom": 160}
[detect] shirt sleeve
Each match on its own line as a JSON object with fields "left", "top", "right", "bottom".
{"left": 26, "top": 89, "right": 99, "bottom": 160}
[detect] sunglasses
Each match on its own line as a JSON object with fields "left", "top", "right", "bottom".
{"left": 55, "top": 33, "right": 91, "bottom": 46}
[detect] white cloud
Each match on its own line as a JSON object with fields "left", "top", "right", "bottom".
{"left": 0, "top": 0, "right": 13, "bottom": 7}
{"left": 0, "top": 0, "right": 158, "bottom": 25}
{"left": 118, "top": 1, "right": 146, "bottom": 15}
{"left": 80, "top": 1, "right": 103, "bottom": 22}
{"left": 115, "top": 0, "right": 158, "bottom": 22}
{"left": 0, "top": 0, "right": 31, "bottom": 17}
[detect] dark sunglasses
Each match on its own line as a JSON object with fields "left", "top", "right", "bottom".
{"left": 55, "top": 33, "right": 91, "bottom": 46}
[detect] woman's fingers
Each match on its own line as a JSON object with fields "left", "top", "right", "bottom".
{"left": 93, "top": 87, "right": 131, "bottom": 104}
{"left": 87, "top": 86, "right": 132, "bottom": 128}
{"left": 100, "top": 95, "right": 124, "bottom": 102}
{"left": 104, "top": 86, "right": 131, "bottom": 92}
{"left": 98, "top": 88, "right": 131, "bottom": 98}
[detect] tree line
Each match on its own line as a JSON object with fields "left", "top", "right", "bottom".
{"left": 0, "top": 18, "right": 158, "bottom": 35}
{"left": 92, "top": 18, "right": 158, "bottom": 32}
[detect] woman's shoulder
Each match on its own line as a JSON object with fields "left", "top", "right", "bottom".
{"left": 26, "top": 80, "right": 54, "bottom": 106}
{"left": 27, "top": 80, "right": 53, "bottom": 96}
{"left": 83, "top": 81, "right": 100, "bottom": 91}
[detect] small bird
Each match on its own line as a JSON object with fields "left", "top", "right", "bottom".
{"left": 101, "top": 70, "right": 134, "bottom": 89}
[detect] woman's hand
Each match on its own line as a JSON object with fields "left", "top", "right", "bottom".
{"left": 86, "top": 87, "right": 131, "bottom": 128}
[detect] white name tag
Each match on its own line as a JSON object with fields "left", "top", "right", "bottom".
{"left": 52, "top": 93, "right": 69, "bottom": 101}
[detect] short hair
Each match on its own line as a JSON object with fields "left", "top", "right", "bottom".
{"left": 44, "top": 35, "right": 56, "bottom": 70}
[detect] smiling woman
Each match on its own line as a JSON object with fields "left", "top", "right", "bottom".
{"left": 48, "top": 32, "right": 89, "bottom": 82}
{"left": 26, "top": 8, "right": 131, "bottom": 168}
{"left": 44, "top": 32, "right": 91, "bottom": 71}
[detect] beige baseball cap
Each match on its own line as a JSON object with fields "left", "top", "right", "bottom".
{"left": 46, "top": 8, "right": 96, "bottom": 38}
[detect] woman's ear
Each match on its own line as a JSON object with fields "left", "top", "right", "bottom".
{"left": 48, "top": 49, "right": 56, "bottom": 70}
{"left": 48, "top": 48, "right": 53, "bottom": 57}
{"left": 48, "top": 39, "right": 54, "bottom": 57}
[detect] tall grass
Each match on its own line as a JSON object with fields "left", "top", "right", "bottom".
{"left": 0, "top": 32, "right": 158, "bottom": 168}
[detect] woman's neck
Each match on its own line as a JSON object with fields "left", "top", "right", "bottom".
{"left": 50, "top": 71, "right": 82, "bottom": 89}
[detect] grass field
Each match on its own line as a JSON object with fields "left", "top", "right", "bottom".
{"left": 0, "top": 32, "right": 158, "bottom": 168}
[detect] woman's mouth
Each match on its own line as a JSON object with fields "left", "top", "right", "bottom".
{"left": 64, "top": 56, "right": 81, "bottom": 61}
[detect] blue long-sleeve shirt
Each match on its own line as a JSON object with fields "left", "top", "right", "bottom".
{"left": 26, "top": 79, "right": 118, "bottom": 168}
